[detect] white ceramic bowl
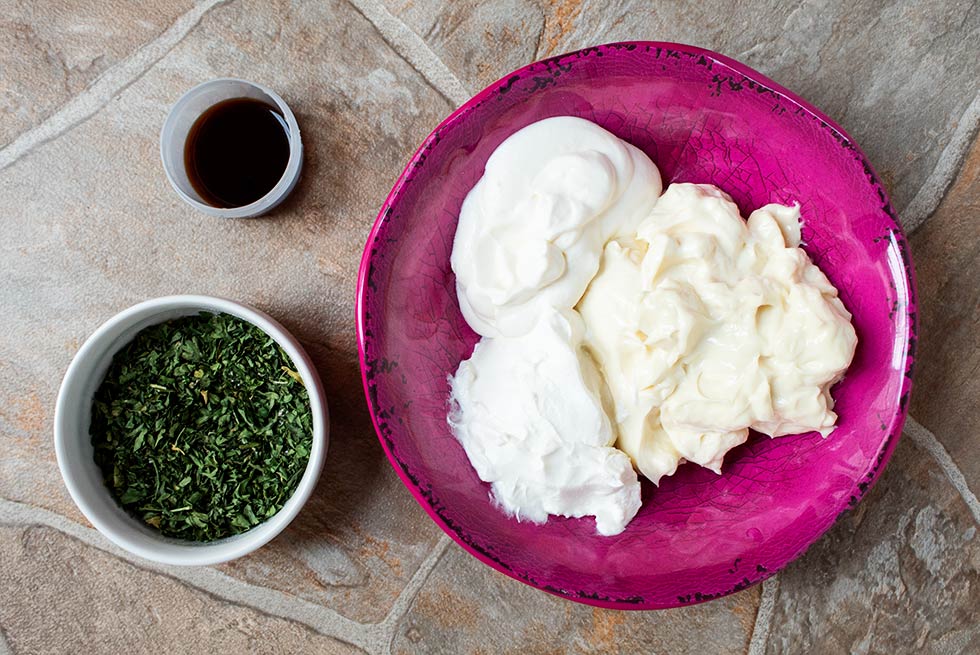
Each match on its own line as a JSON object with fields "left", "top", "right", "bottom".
{"left": 54, "top": 295, "right": 328, "bottom": 565}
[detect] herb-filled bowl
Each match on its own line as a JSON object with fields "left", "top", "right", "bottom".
{"left": 55, "top": 295, "right": 328, "bottom": 566}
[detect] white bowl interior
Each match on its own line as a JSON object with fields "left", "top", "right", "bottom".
{"left": 55, "top": 296, "right": 327, "bottom": 565}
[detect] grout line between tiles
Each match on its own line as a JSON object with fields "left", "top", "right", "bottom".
{"left": 0, "top": 0, "right": 231, "bottom": 173}
{"left": 379, "top": 534, "right": 452, "bottom": 654}
{"left": 344, "top": 0, "right": 471, "bottom": 107}
{"left": 0, "top": 625, "right": 11, "bottom": 655}
{"left": 0, "top": 497, "right": 383, "bottom": 653}
{"left": 747, "top": 575, "right": 779, "bottom": 655}
{"left": 905, "top": 417, "right": 980, "bottom": 525}
{"left": 901, "top": 93, "right": 980, "bottom": 234}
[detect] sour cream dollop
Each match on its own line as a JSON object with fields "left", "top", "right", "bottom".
{"left": 451, "top": 116, "right": 662, "bottom": 338}
{"left": 449, "top": 311, "right": 641, "bottom": 536}
{"left": 449, "top": 117, "right": 659, "bottom": 534}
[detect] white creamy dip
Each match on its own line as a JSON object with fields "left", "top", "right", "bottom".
{"left": 449, "top": 311, "right": 641, "bottom": 536}
{"left": 451, "top": 116, "right": 662, "bottom": 338}
{"left": 449, "top": 117, "right": 657, "bottom": 534}
{"left": 448, "top": 117, "right": 857, "bottom": 535}
{"left": 578, "top": 183, "right": 857, "bottom": 483}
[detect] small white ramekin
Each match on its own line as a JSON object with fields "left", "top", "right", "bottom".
{"left": 54, "top": 295, "right": 328, "bottom": 565}
{"left": 160, "top": 78, "right": 303, "bottom": 218}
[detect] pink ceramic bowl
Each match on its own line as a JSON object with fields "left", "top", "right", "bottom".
{"left": 356, "top": 42, "right": 916, "bottom": 609}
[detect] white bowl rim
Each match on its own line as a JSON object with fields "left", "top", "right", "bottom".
{"left": 54, "top": 294, "right": 328, "bottom": 565}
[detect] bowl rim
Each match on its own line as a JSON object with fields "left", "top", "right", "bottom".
{"left": 355, "top": 40, "right": 917, "bottom": 609}
{"left": 54, "top": 294, "right": 329, "bottom": 565}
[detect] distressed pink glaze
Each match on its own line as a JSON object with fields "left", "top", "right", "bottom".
{"left": 355, "top": 42, "right": 916, "bottom": 609}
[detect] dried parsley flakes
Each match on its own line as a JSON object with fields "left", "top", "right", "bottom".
{"left": 90, "top": 312, "right": 313, "bottom": 541}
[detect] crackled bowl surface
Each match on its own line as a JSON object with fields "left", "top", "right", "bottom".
{"left": 356, "top": 42, "right": 916, "bottom": 609}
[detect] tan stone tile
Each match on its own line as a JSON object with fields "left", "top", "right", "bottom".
{"left": 385, "top": 0, "right": 978, "bottom": 212}
{"left": 0, "top": 524, "right": 363, "bottom": 654}
{"left": 538, "top": 0, "right": 583, "bottom": 57}
{"left": 559, "top": 1, "right": 980, "bottom": 211}
{"left": 910, "top": 136, "right": 980, "bottom": 492}
{"left": 4, "top": 0, "right": 976, "bottom": 646}
{"left": 392, "top": 546, "right": 760, "bottom": 654}
{"left": 764, "top": 436, "right": 980, "bottom": 654}
{"left": 384, "top": 0, "right": 545, "bottom": 91}
{"left": 0, "top": 0, "right": 452, "bottom": 625}
{"left": 0, "top": 0, "right": 197, "bottom": 147}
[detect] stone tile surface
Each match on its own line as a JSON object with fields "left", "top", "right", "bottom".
{"left": 0, "top": 0, "right": 978, "bottom": 653}
{"left": 0, "top": 0, "right": 451, "bottom": 627}
{"left": 0, "top": 0, "right": 197, "bottom": 147}
{"left": 765, "top": 436, "right": 980, "bottom": 655}
{"left": 0, "top": 524, "right": 362, "bottom": 654}
{"left": 394, "top": 0, "right": 979, "bottom": 213}
{"left": 909, "top": 137, "right": 980, "bottom": 493}
{"left": 383, "top": 0, "right": 545, "bottom": 90}
{"left": 393, "top": 546, "right": 761, "bottom": 655}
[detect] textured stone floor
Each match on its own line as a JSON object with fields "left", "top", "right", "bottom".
{"left": 1, "top": 1, "right": 978, "bottom": 653}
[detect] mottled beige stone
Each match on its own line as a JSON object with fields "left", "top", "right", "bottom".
{"left": 0, "top": 0, "right": 451, "bottom": 626}
{"left": 557, "top": 0, "right": 980, "bottom": 211}
{"left": 1, "top": 0, "right": 979, "bottom": 651}
{"left": 765, "top": 437, "right": 980, "bottom": 654}
{"left": 384, "top": 0, "right": 545, "bottom": 90}
{"left": 392, "top": 545, "right": 761, "bottom": 654}
{"left": 384, "top": 0, "right": 979, "bottom": 212}
{"left": 910, "top": 137, "right": 980, "bottom": 494}
{"left": 0, "top": 0, "right": 197, "bottom": 147}
{"left": 0, "top": 524, "right": 363, "bottom": 654}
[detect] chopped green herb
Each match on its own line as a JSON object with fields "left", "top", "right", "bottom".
{"left": 90, "top": 312, "right": 313, "bottom": 541}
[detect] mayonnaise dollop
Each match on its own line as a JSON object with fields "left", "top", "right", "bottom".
{"left": 577, "top": 183, "right": 858, "bottom": 483}
{"left": 449, "top": 117, "right": 658, "bottom": 535}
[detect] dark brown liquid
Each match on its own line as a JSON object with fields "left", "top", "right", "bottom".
{"left": 184, "top": 98, "right": 290, "bottom": 208}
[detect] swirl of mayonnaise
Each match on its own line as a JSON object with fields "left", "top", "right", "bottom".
{"left": 578, "top": 184, "right": 857, "bottom": 483}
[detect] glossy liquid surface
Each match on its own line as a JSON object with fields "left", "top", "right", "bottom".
{"left": 185, "top": 98, "right": 290, "bottom": 208}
